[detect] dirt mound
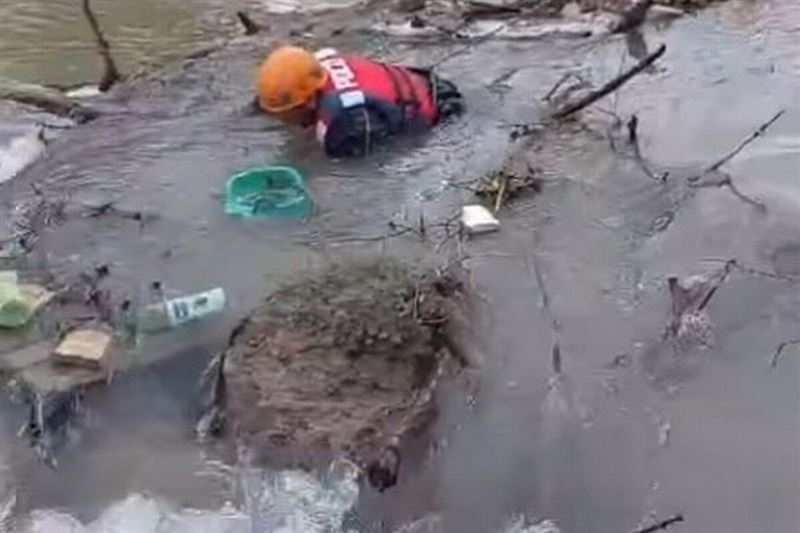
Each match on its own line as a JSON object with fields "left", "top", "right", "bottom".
{"left": 201, "top": 260, "right": 474, "bottom": 480}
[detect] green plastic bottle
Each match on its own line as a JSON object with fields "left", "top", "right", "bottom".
{"left": 132, "top": 287, "right": 227, "bottom": 334}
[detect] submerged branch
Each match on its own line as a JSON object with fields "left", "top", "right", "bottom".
{"left": 690, "top": 109, "right": 786, "bottom": 182}
{"left": 770, "top": 339, "right": 800, "bottom": 368}
{"left": 627, "top": 114, "right": 669, "bottom": 182}
{"left": 236, "top": 11, "right": 262, "bottom": 35}
{"left": 526, "top": 246, "right": 562, "bottom": 375}
{"left": 690, "top": 174, "right": 766, "bottom": 211}
{"left": 82, "top": 0, "right": 121, "bottom": 92}
{"left": 553, "top": 44, "right": 666, "bottom": 120}
{"left": 631, "top": 514, "right": 684, "bottom": 533}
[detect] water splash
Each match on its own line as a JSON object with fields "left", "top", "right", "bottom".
{"left": 17, "top": 465, "right": 359, "bottom": 533}
{"left": 15, "top": 464, "right": 562, "bottom": 533}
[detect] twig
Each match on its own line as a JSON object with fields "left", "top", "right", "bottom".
{"left": 311, "top": 226, "right": 418, "bottom": 246}
{"left": 236, "top": 11, "right": 261, "bottom": 35}
{"left": 494, "top": 173, "right": 508, "bottom": 213}
{"left": 543, "top": 72, "right": 579, "bottom": 102}
{"left": 525, "top": 246, "right": 562, "bottom": 375}
{"left": 690, "top": 174, "right": 766, "bottom": 212}
{"left": 770, "top": 339, "right": 800, "bottom": 368}
{"left": 690, "top": 110, "right": 785, "bottom": 182}
{"left": 703, "top": 258, "right": 800, "bottom": 284}
{"left": 82, "top": 0, "right": 121, "bottom": 92}
{"left": 685, "top": 110, "right": 785, "bottom": 211}
{"left": 552, "top": 44, "right": 666, "bottom": 120}
{"left": 627, "top": 114, "right": 669, "bottom": 182}
{"left": 650, "top": 110, "right": 782, "bottom": 233}
{"left": 696, "top": 259, "right": 735, "bottom": 312}
{"left": 631, "top": 514, "right": 684, "bottom": 533}
{"left": 488, "top": 68, "right": 519, "bottom": 90}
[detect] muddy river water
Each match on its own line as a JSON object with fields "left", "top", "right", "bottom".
{"left": 0, "top": 0, "right": 798, "bottom": 532}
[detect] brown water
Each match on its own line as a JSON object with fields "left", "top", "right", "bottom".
{"left": 1, "top": 0, "right": 799, "bottom": 532}
{"left": 0, "top": 0, "right": 357, "bottom": 87}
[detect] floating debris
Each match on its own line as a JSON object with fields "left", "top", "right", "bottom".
{"left": 53, "top": 329, "right": 114, "bottom": 371}
{"left": 461, "top": 205, "right": 501, "bottom": 235}
{"left": 474, "top": 168, "right": 543, "bottom": 211}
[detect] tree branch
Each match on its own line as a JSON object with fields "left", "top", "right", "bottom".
{"left": 552, "top": 44, "right": 666, "bottom": 120}
{"left": 689, "top": 109, "right": 785, "bottom": 182}
{"left": 236, "top": 11, "right": 261, "bottom": 35}
{"left": 631, "top": 514, "right": 684, "bottom": 533}
{"left": 770, "top": 339, "right": 800, "bottom": 368}
{"left": 82, "top": 0, "right": 121, "bottom": 92}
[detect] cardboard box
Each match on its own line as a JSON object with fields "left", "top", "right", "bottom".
{"left": 53, "top": 329, "right": 113, "bottom": 370}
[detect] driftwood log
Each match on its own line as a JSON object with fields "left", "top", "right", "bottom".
{"left": 0, "top": 81, "right": 100, "bottom": 123}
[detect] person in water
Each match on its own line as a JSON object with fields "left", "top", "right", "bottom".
{"left": 256, "top": 45, "right": 463, "bottom": 157}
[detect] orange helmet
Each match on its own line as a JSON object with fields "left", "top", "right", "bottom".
{"left": 257, "top": 46, "right": 328, "bottom": 113}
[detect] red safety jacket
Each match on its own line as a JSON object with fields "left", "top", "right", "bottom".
{"left": 313, "top": 48, "right": 439, "bottom": 157}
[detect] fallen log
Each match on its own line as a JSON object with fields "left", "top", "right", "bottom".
{"left": 552, "top": 43, "right": 666, "bottom": 120}
{"left": 0, "top": 81, "right": 100, "bottom": 123}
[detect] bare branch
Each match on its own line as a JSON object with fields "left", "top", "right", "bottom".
{"left": 703, "top": 258, "right": 800, "bottom": 284}
{"left": 82, "top": 0, "right": 121, "bottom": 92}
{"left": 525, "top": 246, "right": 562, "bottom": 375}
{"left": 690, "top": 174, "right": 767, "bottom": 212}
{"left": 695, "top": 259, "right": 735, "bottom": 312}
{"left": 690, "top": 109, "right": 785, "bottom": 182}
{"left": 770, "top": 339, "right": 800, "bottom": 368}
{"left": 553, "top": 44, "right": 666, "bottom": 120}
{"left": 543, "top": 72, "right": 580, "bottom": 102}
{"left": 627, "top": 114, "right": 669, "bottom": 182}
{"left": 630, "top": 514, "right": 684, "bottom": 533}
{"left": 236, "top": 11, "right": 262, "bottom": 35}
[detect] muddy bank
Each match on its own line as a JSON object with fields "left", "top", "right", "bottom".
{"left": 203, "top": 260, "right": 476, "bottom": 482}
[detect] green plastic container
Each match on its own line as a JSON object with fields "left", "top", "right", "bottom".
{"left": 224, "top": 166, "right": 312, "bottom": 218}
{"left": 0, "top": 271, "right": 31, "bottom": 328}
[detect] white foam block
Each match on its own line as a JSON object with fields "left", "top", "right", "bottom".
{"left": 461, "top": 205, "right": 500, "bottom": 235}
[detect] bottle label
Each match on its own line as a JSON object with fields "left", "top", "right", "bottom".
{"left": 165, "top": 288, "right": 225, "bottom": 327}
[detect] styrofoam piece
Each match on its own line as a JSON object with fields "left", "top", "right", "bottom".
{"left": 461, "top": 205, "right": 500, "bottom": 235}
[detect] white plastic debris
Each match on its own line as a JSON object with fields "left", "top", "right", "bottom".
{"left": 65, "top": 85, "right": 101, "bottom": 99}
{"left": 461, "top": 205, "right": 500, "bottom": 235}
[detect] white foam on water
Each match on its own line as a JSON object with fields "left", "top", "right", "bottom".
{"left": 14, "top": 466, "right": 562, "bottom": 533}
{"left": 0, "top": 128, "right": 46, "bottom": 183}
{"left": 16, "top": 467, "right": 359, "bottom": 533}
{"left": 263, "top": 0, "right": 362, "bottom": 14}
